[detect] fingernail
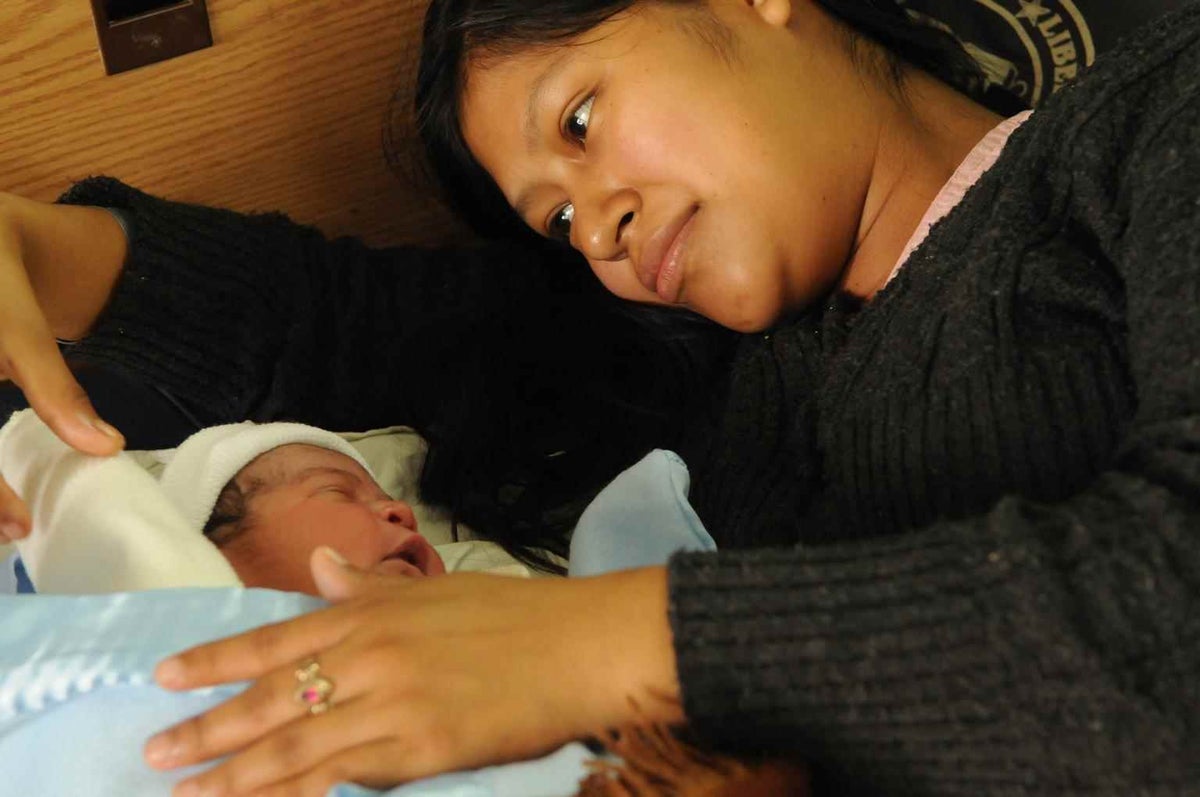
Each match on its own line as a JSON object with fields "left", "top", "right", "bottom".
{"left": 156, "top": 657, "right": 185, "bottom": 687}
{"left": 144, "top": 734, "right": 179, "bottom": 767}
{"left": 319, "top": 545, "right": 349, "bottom": 566}
{"left": 0, "top": 521, "right": 28, "bottom": 541}
{"left": 174, "top": 779, "right": 204, "bottom": 797}
{"left": 90, "top": 416, "right": 122, "bottom": 440}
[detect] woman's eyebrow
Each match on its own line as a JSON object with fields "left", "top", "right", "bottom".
{"left": 523, "top": 51, "right": 573, "bottom": 154}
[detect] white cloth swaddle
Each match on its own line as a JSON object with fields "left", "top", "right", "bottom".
{"left": 0, "top": 410, "right": 241, "bottom": 592}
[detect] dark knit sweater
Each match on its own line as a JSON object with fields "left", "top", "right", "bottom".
{"left": 667, "top": 6, "right": 1200, "bottom": 794}
{"left": 56, "top": 6, "right": 1200, "bottom": 795}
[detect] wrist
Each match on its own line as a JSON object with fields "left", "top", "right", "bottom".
{"left": 561, "top": 566, "right": 684, "bottom": 733}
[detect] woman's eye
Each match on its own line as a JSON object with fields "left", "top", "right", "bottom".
{"left": 547, "top": 203, "right": 574, "bottom": 242}
{"left": 565, "top": 94, "right": 594, "bottom": 142}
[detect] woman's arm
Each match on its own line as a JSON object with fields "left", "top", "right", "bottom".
{"left": 0, "top": 192, "right": 127, "bottom": 341}
{"left": 668, "top": 78, "right": 1200, "bottom": 793}
{"left": 53, "top": 177, "right": 575, "bottom": 430}
{"left": 0, "top": 193, "right": 128, "bottom": 539}
{"left": 55, "top": 178, "right": 677, "bottom": 483}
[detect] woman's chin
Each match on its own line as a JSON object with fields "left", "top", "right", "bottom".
{"left": 708, "top": 300, "right": 780, "bottom": 334}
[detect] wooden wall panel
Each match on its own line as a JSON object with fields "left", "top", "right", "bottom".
{"left": 0, "top": 0, "right": 468, "bottom": 247}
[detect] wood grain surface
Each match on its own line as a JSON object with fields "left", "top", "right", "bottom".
{"left": 0, "top": 0, "right": 468, "bottom": 246}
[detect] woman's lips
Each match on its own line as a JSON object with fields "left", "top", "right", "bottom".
{"left": 638, "top": 206, "right": 698, "bottom": 301}
{"left": 655, "top": 209, "right": 697, "bottom": 303}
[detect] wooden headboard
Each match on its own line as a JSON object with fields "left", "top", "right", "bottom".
{"left": 0, "top": 0, "right": 467, "bottom": 247}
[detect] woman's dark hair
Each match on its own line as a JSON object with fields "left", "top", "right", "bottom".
{"left": 411, "top": 247, "right": 734, "bottom": 574}
{"left": 412, "top": 0, "right": 1023, "bottom": 240}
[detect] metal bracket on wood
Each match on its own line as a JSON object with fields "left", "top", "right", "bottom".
{"left": 89, "top": 0, "right": 213, "bottom": 75}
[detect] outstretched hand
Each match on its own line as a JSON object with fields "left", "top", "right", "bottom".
{"left": 145, "top": 547, "right": 683, "bottom": 797}
{"left": 0, "top": 199, "right": 125, "bottom": 540}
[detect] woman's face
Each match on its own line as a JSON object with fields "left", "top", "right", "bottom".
{"left": 461, "top": 0, "right": 878, "bottom": 331}
{"left": 218, "top": 445, "right": 446, "bottom": 596}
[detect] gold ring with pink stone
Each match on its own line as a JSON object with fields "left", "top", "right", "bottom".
{"left": 293, "top": 657, "right": 335, "bottom": 716}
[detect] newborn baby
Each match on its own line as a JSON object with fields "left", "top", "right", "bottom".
{"left": 200, "top": 441, "right": 446, "bottom": 595}
{"left": 153, "top": 420, "right": 450, "bottom": 596}
{"left": 1, "top": 409, "right": 708, "bottom": 597}
{"left": 0, "top": 412, "right": 449, "bottom": 595}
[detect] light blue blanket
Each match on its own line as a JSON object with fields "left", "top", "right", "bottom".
{"left": 0, "top": 449, "right": 715, "bottom": 797}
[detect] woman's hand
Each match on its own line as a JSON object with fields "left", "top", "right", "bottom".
{"left": 145, "top": 547, "right": 684, "bottom": 796}
{"left": 0, "top": 194, "right": 128, "bottom": 540}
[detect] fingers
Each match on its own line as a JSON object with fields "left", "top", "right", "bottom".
{"left": 0, "top": 308, "right": 123, "bottom": 460}
{"left": 0, "top": 199, "right": 123, "bottom": 456}
{"left": 147, "top": 648, "right": 367, "bottom": 769}
{"left": 2, "top": 327, "right": 123, "bottom": 456}
{"left": 0, "top": 475, "right": 30, "bottom": 541}
{"left": 165, "top": 701, "right": 395, "bottom": 797}
{"left": 309, "top": 546, "right": 359, "bottom": 603}
{"left": 155, "top": 606, "right": 356, "bottom": 691}
{"left": 196, "top": 740, "right": 407, "bottom": 797}
{"left": 310, "top": 546, "right": 410, "bottom": 602}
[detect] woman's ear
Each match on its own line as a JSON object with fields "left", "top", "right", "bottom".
{"left": 748, "top": 0, "right": 792, "bottom": 29}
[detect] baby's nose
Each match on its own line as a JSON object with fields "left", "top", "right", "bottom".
{"left": 377, "top": 500, "right": 417, "bottom": 531}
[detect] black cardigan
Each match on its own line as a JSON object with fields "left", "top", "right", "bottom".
{"left": 57, "top": 6, "right": 1200, "bottom": 793}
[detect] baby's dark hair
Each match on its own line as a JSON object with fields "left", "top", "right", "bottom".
{"left": 202, "top": 475, "right": 268, "bottom": 547}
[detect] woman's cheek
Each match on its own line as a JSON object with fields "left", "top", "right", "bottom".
{"left": 605, "top": 84, "right": 706, "bottom": 174}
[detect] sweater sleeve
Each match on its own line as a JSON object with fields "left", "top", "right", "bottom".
{"left": 667, "top": 54, "right": 1200, "bottom": 797}
{"left": 53, "top": 177, "right": 583, "bottom": 435}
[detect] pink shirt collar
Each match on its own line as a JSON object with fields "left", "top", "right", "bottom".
{"left": 885, "top": 110, "right": 1034, "bottom": 287}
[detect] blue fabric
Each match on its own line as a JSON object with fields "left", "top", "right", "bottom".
{"left": 0, "top": 553, "right": 33, "bottom": 595}
{"left": 325, "top": 745, "right": 594, "bottom": 797}
{"left": 14, "top": 556, "right": 34, "bottom": 594}
{"left": 569, "top": 449, "right": 716, "bottom": 576}
{"left": 0, "top": 553, "right": 19, "bottom": 595}
{"left": 0, "top": 590, "right": 320, "bottom": 795}
{"left": 0, "top": 448, "right": 712, "bottom": 796}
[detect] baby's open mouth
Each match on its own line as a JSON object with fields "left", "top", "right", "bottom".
{"left": 383, "top": 548, "right": 421, "bottom": 568}
{"left": 378, "top": 535, "right": 434, "bottom": 577}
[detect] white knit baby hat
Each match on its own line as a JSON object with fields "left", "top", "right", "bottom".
{"left": 1, "top": 412, "right": 379, "bottom": 593}
{"left": 159, "top": 421, "right": 376, "bottom": 534}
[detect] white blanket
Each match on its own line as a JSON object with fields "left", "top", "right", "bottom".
{"left": 0, "top": 410, "right": 240, "bottom": 592}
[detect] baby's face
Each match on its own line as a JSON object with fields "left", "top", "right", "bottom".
{"left": 218, "top": 444, "right": 445, "bottom": 595}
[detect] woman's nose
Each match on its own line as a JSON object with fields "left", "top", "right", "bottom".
{"left": 574, "top": 185, "right": 639, "bottom": 262}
